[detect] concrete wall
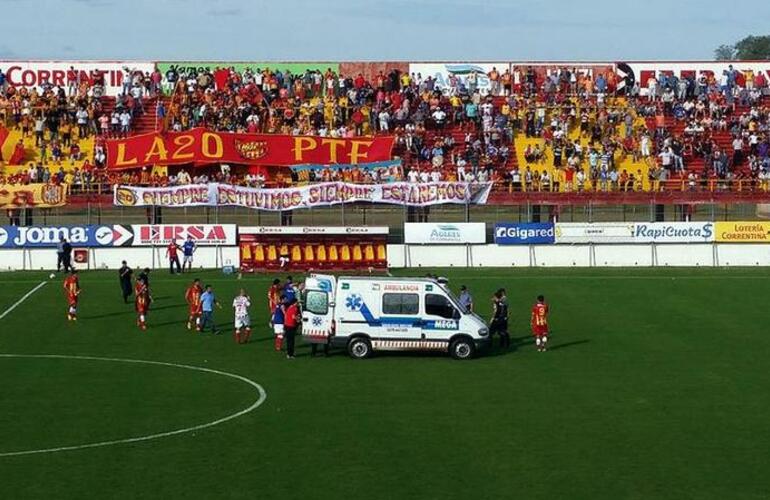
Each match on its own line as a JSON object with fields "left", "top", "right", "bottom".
{"left": 388, "top": 244, "right": 770, "bottom": 268}
{"left": 2, "top": 244, "right": 770, "bottom": 271}
{"left": 0, "top": 247, "right": 240, "bottom": 271}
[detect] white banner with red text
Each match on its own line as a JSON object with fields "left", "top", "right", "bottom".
{"left": 615, "top": 61, "right": 770, "bottom": 95}
{"left": 129, "top": 224, "right": 237, "bottom": 246}
{"left": 114, "top": 182, "right": 493, "bottom": 210}
{"left": 0, "top": 61, "right": 156, "bottom": 96}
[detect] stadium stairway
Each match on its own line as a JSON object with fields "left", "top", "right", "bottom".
{"left": 0, "top": 96, "right": 169, "bottom": 175}
{"left": 652, "top": 98, "right": 761, "bottom": 174}
{"left": 395, "top": 95, "right": 518, "bottom": 184}
{"left": 512, "top": 103, "right": 653, "bottom": 190}
{"left": 100, "top": 95, "right": 167, "bottom": 135}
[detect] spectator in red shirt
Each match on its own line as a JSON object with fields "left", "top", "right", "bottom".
{"left": 166, "top": 239, "right": 181, "bottom": 274}
{"left": 9, "top": 140, "right": 25, "bottom": 165}
{"left": 283, "top": 298, "right": 300, "bottom": 359}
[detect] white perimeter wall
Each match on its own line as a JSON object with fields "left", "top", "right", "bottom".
{"left": 1, "top": 244, "right": 769, "bottom": 271}
{"left": 0, "top": 247, "right": 240, "bottom": 271}
{"left": 387, "top": 244, "right": 770, "bottom": 268}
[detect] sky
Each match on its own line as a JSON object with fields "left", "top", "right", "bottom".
{"left": 0, "top": 0, "right": 768, "bottom": 61}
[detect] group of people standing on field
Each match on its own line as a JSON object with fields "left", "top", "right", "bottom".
{"left": 457, "top": 283, "right": 551, "bottom": 352}
{"left": 59, "top": 265, "right": 151, "bottom": 328}
{"left": 267, "top": 277, "right": 302, "bottom": 359}
{"left": 117, "top": 261, "right": 152, "bottom": 329}
{"left": 183, "top": 278, "right": 253, "bottom": 342}
{"left": 62, "top": 267, "right": 550, "bottom": 354}
{"left": 62, "top": 261, "right": 274, "bottom": 346}
{"left": 165, "top": 237, "right": 196, "bottom": 274}
{"left": 119, "top": 261, "right": 253, "bottom": 338}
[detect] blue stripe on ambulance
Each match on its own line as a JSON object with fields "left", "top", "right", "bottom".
{"left": 358, "top": 303, "right": 459, "bottom": 330}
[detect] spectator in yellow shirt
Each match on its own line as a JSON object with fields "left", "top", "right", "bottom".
{"left": 400, "top": 73, "right": 411, "bottom": 90}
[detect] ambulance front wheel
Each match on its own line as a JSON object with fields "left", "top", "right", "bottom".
{"left": 450, "top": 337, "right": 475, "bottom": 360}
{"left": 348, "top": 337, "right": 372, "bottom": 359}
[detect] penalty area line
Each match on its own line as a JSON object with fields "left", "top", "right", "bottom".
{"left": 0, "top": 281, "right": 47, "bottom": 321}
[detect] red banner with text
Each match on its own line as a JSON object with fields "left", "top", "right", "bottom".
{"left": 105, "top": 128, "right": 395, "bottom": 170}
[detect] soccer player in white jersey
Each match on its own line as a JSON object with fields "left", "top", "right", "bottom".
{"left": 232, "top": 289, "right": 252, "bottom": 344}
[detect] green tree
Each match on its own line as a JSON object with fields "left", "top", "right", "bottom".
{"left": 715, "top": 35, "right": 770, "bottom": 60}
{"left": 714, "top": 44, "right": 736, "bottom": 61}
{"left": 734, "top": 35, "right": 770, "bottom": 59}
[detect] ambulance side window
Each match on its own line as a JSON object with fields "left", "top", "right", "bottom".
{"left": 425, "top": 293, "right": 458, "bottom": 319}
{"left": 382, "top": 293, "right": 419, "bottom": 315}
{"left": 305, "top": 290, "right": 328, "bottom": 315}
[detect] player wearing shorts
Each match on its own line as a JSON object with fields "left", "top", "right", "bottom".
{"left": 278, "top": 247, "right": 290, "bottom": 268}
{"left": 271, "top": 296, "right": 285, "bottom": 351}
{"left": 135, "top": 277, "right": 151, "bottom": 331}
{"left": 182, "top": 236, "right": 196, "bottom": 272}
{"left": 531, "top": 295, "right": 550, "bottom": 352}
{"left": 185, "top": 278, "right": 203, "bottom": 331}
{"left": 63, "top": 270, "right": 80, "bottom": 321}
{"left": 232, "top": 289, "right": 252, "bottom": 344}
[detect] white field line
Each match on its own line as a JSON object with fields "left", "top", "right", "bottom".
{"left": 0, "top": 281, "right": 47, "bottom": 320}
{"left": 0, "top": 354, "right": 267, "bottom": 458}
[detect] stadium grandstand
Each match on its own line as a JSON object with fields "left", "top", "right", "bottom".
{"left": 2, "top": 60, "right": 770, "bottom": 206}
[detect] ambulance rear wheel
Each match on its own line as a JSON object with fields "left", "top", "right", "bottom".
{"left": 348, "top": 337, "right": 372, "bottom": 359}
{"left": 450, "top": 338, "right": 475, "bottom": 360}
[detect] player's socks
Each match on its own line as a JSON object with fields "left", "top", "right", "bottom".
{"left": 187, "top": 320, "right": 192, "bottom": 330}
{"left": 275, "top": 334, "right": 283, "bottom": 351}
{"left": 244, "top": 328, "right": 252, "bottom": 343}
{"left": 234, "top": 330, "right": 241, "bottom": 343}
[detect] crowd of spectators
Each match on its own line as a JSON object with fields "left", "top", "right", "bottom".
{"left": 162, "top": 65, "right": 515, "bottom": 182}
{"left": 0, "top": 65, "right": 162, "bottom": 172}
{"left": 500, "top": 65, "right": 770, "bottom": 192}
{"left": 2, "top": 63, "right": 770, "bottom": 193}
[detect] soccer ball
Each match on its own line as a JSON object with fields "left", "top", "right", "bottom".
{"left": 49, "top": 273, "right": 56, "bottom": 279}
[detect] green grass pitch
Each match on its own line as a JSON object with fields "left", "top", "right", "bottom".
{"left": 0, "top": 267, "right": 769, "bottom": 499}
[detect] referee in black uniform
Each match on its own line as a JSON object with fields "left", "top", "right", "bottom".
{"left": 490, "top": 288, "right": 510, "bottom": 348}
{"left": 118, "top": 261, "right": 133, "bottom": 303}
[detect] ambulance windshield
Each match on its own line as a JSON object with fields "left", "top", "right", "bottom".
{"left": 437, "top": 283, "right": 468, "bottom": 314}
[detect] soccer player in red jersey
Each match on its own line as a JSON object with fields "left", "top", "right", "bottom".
{"left": 135, "top": 277, "right": 151, "bottom": 330}
{"left": 531, "top": 295, "right": 550, "bottom": 352}
{"left": 63, "top": 270, "right": 80, "bottom": 321}
{"left": 267, "top": 278, "right": 282, "bottom": 314}
{"left": 185, "top": 278, "right": 203, "bottom": 331}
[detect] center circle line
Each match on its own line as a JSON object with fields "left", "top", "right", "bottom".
{"left": 0, "top": 354, "right": 267, "bottom": 458}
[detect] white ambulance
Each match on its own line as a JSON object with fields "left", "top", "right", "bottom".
{"left": 301, "top": 274, "right": 490, "bottom": 360}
